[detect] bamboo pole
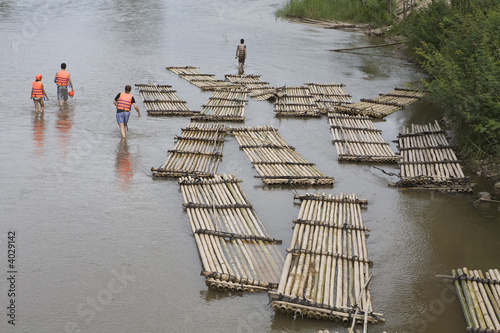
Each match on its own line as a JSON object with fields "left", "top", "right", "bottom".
{"left": 453, "top": 269, "right": 475, "bottom": 328}
{"left": 329, "top": 42, "right": 401, "bottom": 52}
{"left": 349, "top": 274, "right": 373, "bottom": 331}
{"left": 474, "top": 270, "right": 500, "bottom": 330}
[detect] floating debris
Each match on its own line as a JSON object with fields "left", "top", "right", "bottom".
{"left": 167, "top": 66, "right": 233, "bottom": 91}
{"left": 328, "top": 112, "right": 399, "bottom": 163}
{"left": 135, "top": 83, "right": 197, "bottom": 116}
{"left": 438, "top": 268, "right": 500, "bottom": 333}
{"left": 179, "top": 174, "right": 284, "bottom": 292}
{"left": 151, "top": 123, "right": 226, "bottom": 177}
{"left": 191, "top": 87, "right": 248, "bottom": 122}
{"left": 396, "top": 121, "right": 473, "bottom": 192}
{"left": 228, "top": 126, "right": 334, "bottom": 185}
{"left": 269, "top": 193, "right": 384, "bottom": 325}
{"left": 335, "top": 88, "right": 425, "bottom": 118}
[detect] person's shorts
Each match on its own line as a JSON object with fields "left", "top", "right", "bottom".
{"left": 57, "top": 85, "right": 68, "bottom": 101}
{"left": 33, "top": 97, "right": 43, "bottom": 102}
{"left": 238, "top": 55, "right": 246, "bottom": 65}
{"left": 116, "top": 110, "right": 130, "bottom": 124}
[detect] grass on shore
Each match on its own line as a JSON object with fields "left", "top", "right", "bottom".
{"left": 276, "top": 0, "right": 395, "bottom": 27}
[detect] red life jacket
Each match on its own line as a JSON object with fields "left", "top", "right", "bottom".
{"left": 116, "top": 92, "right": 133, "bottom": 111}
{"left": 32, "top": 81, "right": 43, "bottom": 98}
{"left": 55, "top": 70, "right": 70, "bottom": 86}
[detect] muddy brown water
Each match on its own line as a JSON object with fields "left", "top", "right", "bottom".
{"left": 1, "top": 1, "right": 498, "bottom": 332}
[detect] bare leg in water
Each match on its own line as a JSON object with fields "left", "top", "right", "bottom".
{"left": 119, "top": 123, "right": 127, "bottom": 138}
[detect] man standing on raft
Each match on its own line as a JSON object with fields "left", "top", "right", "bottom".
{"left": 54, "top": 63, "right": 74, "bottom": 106}
{"left": 113, "top": 85, "right": 141, "bottom": 139}
{"left": 31, "top": 74, "right": 49, "bottom": 113}
{"left": 236, "top": 39, "right": 247, "bottom": 70}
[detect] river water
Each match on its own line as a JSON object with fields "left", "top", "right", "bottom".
{"left": 1, "top": 1, "right": 498, "bottom": 332}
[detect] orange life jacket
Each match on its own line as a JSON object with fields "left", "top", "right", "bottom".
{"left": 116, "top": 92, "right": 133, "bottom": 111}
{"left": 55, "top": 70, "right": 70, "bottom": 86}
{"left": 32, "top": 81, "right": 43, "bottom": 98}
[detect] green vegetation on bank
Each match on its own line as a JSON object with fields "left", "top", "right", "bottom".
{"left": 278, "top": 0, "right": 500, "bottom": 163}
{"left": 276, "top": 0, "right": 395, "bottom": 27}
{"left": 395, "top": 0, "right": 500, "bottom": 160}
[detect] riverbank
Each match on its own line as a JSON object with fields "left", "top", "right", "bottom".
{"left": 467, "top": 158, "right": 500, "bottom": 193}
{"left": 275, "top": 0, "right": 394, "bottom": 27}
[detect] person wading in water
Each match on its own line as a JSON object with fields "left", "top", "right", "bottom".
{"left": 54, "top": 63, "right": 74, "bottom": 106}
{"left": 31, "top": 74, "right": 49, "bottom": 113}
{"left": 113, "top": 85, "right": 141, "bottom": 139}
{"left": 235, "top": 39, "right": 247, "bottom": 72}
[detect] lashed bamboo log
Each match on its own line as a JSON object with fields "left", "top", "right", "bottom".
{"left": 441, "top": 268, "right": 500, "bottom": 333}
{"left": 228, "top": 126, "right": 334, "bottom": 185}
{"left": 152, "top": 123, "right": 226, "bottom": 177}
{"left": 269, "top": 193, "right": 382, "bottom": 324}
{"left": 396, "top": 121, "right": 472, "bottom": 192}
{"left": 334, "top": 87, "right": 425, "bottom": 118}
{"left": 135, "top": 83, "right": 197, "bottom": 116}
{"left": 328, "top": 111, "right": 399, "bottom": 163}
{"left": 166, "top": 66, "right": 233, "bottom": 90}
{"left": 192, "top": 87, "right": 248, "bottom": 122}
{"left": 306, "top": 82, "right": 353, "bottom": 111}
{"left": 273, "top": 86, "right": 323, "bottom": 117}
{"left": 180, "top": 174, "right": 284, "bottom": 292}
{"left": 224, "top": 74, "right": 279, "bottom": 101}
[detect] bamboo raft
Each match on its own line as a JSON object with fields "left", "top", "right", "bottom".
{"left": 151, "top": 123, "right": 226, "bottom": 177}
{"left": 225, "top": 74, "right": 278, "bottom": 101}
{"left": 228, "top": 126, "right": 334, "bottom": 185}
{"left": 166, "top": 66, "right": 233, "bottom": 91}
{"left": 179, "top": 174, "right": 285, "bottom": 292}
{"left": 274, "top": 86, "right": 323, "bottom": 117}
{"left": 269, "top": 193, "right": 384, "bottom": 325}
{"left": 438, "top": 268, "right": 500, "bottom": 333}
{"left": 191, "top": 87, "right": 248, "bottom": 122}
{"left": 396, "top": 121, "right": 472, "bottom": 192}
{"left": 328, "top": 112, "right": 399, "bottom": 163}
{"left": 335, "top": 88, "right": 425, "bottom": 118}
{"left": 306, "top": 82, "right": 353, "bottom": 111}
{"left": 135, "top": 83, "right": 197, "bottom": 116}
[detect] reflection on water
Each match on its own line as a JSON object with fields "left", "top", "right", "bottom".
{"left": 56, "top": 105, "right": 74, "bottom": 155}
{"left": 199, "top": 288, "right": 245, "bottom": 303}
{"left": 32, "top": 112, "right": 44, "bottom": 155}
{"left": 115, "top": 139, "right": 133, "bottom": 190}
